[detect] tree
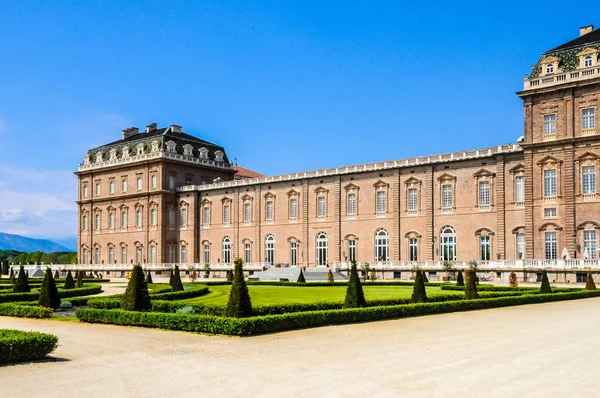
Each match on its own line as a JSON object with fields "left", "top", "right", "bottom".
{"left": 586, "top": 272, "right": 596, "bottom": 290}
{"left": 171, "top": 265, "right": 184, "bottom": 292}
{"left": 344, "top": 260, "right": 366, "bottom": 308}
{"left": 464, "top": 270, "right": 479, "bottom": 299}
{"left": 121, "top": 264, "right": 152, "bottom": 311}
{"left": 76, "top": 270, "right": 83, "bottom": 288}
{"left": 327, "top": 269, "right": 334, "bottom": 283}
{"left": 1, "top": 259, "right": 9, "bottom": 275}
{"left": 225, "top": 258, "right": 253, "bottom": 317}
{"left": 509, "top": 272, "right": 519, "bottom": 288}
{"left": 63, "top": 270, "right": 75, "bottom": 289}
{"left": 540, "top": 270, "right": 552, "bottom": 294}
{"left": 146, "top": 271, "right": 153, "bottom": 284}
{"left": 456, "top": 271, "right": 464, "bottom": 286}
{"left": 442, "top": 261, "right": 455, "bottom": 281}
{"left": 190, "top": 269, "right": 197, "bottom": 282}
{"left": 411, "top": 271, "right": 428, "bottom": 303}
{"left": 297, "top": 269, "right": 306, "bottom": 283}
{"left": 13, "top": 266, "right": 30, "bottom": 293}
{"left": 38, "top": 267, "right": 60, "bottom": 309}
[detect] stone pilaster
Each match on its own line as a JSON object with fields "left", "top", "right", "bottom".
{"left": 392, "top": 169, "right": 401, "bottom": 260}
{"left": 302, "top": 180, "right": 310, "bottom": 266}
{"left": 563, "top": 145, "right": 576, "bottom": 257}
{"left": 233, "top": 189, "right": 239, "bottom": 259}
{"left": 425, "top": 166, "right": 434, "bottom": 260}
{"left": 524, "top": 150, "right": 535, "bottom": 259}
{"left": 495, "top": 155, "right": 506, "bottom": 259}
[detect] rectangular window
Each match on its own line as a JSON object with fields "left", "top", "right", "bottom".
{"left": 108, "top": 247, "right": 114, "bottom": 264}
{"left": 583, "top": 108, "right": 595, "bottom": 130}
{"left": 95, "top": 248, "right": 100, "bottom": 264}
{"left": 544, "top": 114, "right": 556, "bottom": 135}
{"left": 583, "top": 166, "right": 596, "bottom": 195}
{"left": 266, "top": 201, "right": 274, "bottom": 222}
{"left": 169, "top": 246, "right": 175, "bottom": 263}
{"left": 151, "top": 175, "right": 157, "bottom": 189}
{"left": 348, "top": 240, "right": 356, "bottom": 262}
{"left": 516, "top": 233, "right": 526, "bottom": 259}
{"left": 83, "top": 185, "right": 88, "bottom": 198}
{"left": 347, "top": 193, "right": 356, "bottom": 217}
{"left": 290, "top": 198, "right": 298, "bottom": 220}
{"left": 584, "top": 230, "right": 597, "bottom": 259}
{"left": 203, "top": 207, "right": 210, "bottom": 226}
{"left": 109, "top": 212, "right": 115, "bottom": 229}
{"left": 95, "top": 183, "right": 101, "bottom": 197}
{"left": 515, "top": 176, "right": 525, "bottom": 206}
{"left": 151, "top": 209, "right": 157, "bottom": 226}
{"left": 95, "top": 213, "right": 101, "bottom": 230}
{"left": 244, "top": 203, "right": 251, "bottom": 224}
{"left": 545, "top": 231, "right": 557, "bottom": 260}
{"left": 82, "top": 215, "right": 88, "bottom": 231}
{"left": 317, "top": 196, "right": 326, "bottom": 219}
{"left": 203, "top": 244, "right": 210, "bottom": 264}
{"left": 544, "top": 169, "right": 557, "bottom": 198}
{"left": 109, "top": 180, "right": 115, "bottom": 194}
{"left": 137, "top": 177, "right": 143, "bottom": 191}
{"left": 244, "top": 243, "right": 251, "bottom": 264}
{"left": 479, "top": 181, "right": 490, "bottom": 209}
{"left": 136, "top": 210, "right": 142, "bottom": 227}
{"left": 223, "top": 204, "right": 230, "bottom": 225}
{"left": 135, "top": 246, "right": 142, "bottom": 264}
{"left": 290, "top": 242, "right": 297, "bottom": 266}
{"left": 376, "top": 191, "right": 386, "bottom": 215}
{"left": 408, "top": 188, "right": 418, "bottom": 213}
{"left": 409, "top": 238, "right": 418, "bottom": 261}
{"left": 150, "top": 246, "right": 156, "bottom": 264}
{"left": 121, "top": 247, "right": 127, "bottom": 264}
{"left": 442, "top": 185, "right": 453, "bottom": 209}
{"left": 480, "top": 235, "right": 491, "bottom": 261}
{"left": 544, "top": 208, "right": 557, "bottom": 218}
{"left": 122, "top": 179, "right": 127, "bottom": 192}
{"left": 121, "top": 211, "right": 127, "bottom": 228}
{"left": 168, "top": 209, "right": 176, "bottom": 227}
{"left": 181, "top": 245, "right": 187, "bottom": 264}
{"left": 180, "top": 208, "right": 187, "bottom": 227}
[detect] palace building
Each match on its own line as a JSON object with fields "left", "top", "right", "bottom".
{"left": 76, "top": 25, "right": 600, "bottom": 273}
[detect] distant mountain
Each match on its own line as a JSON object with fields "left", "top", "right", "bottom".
{"left": 0, "top": 232, "right": 74, "bottom": 253}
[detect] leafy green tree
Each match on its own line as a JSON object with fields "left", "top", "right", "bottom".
{"left": 456, "top": 271, "right": 464, "bottom": 286}
{"left": 225, "top": 258, "right": 253, "bottom": 317}
{"left": 120, "top": 264, "right": 152, "bottom": 311}
{"left": 13, "top": 266, "right": 30, "bottom": 293}
{"left": 63, "top": 270, "right": 75, "bottom": 289}
{"left": 344, "top": 260, "right": 366, "bottom": 308}
{"left": 297, "top": 269, "right": 306, "bottom": 283}
{"left": 1, "top": 259, "right": 9, "bottom": 275}
{"left": 327, "top": 269, "right": 334, "bottom": 283}
{"left": 38, "top": 267, "right": 60, "bottom": 309}
{"left": 411, "top": 271, "right": 428, "bottom": 303}
{"left": 540, "top": 270, "right": 552, "bottom": 294}
{"left": 586, "top": 272, "right": 596, "bottom": 290}
{"left": 464, "top": 270, "right": 479, "bottom": 299}
{"left": 76, "top": 270, "right": 83, "bottom": 288}
{"left": 171, "top": 265, "right": 184, "bottom": 292}
{"left": 146, "top": 271, "right": 153, "bottom": 284}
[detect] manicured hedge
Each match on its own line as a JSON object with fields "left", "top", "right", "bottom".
{"left": 0, "top": 303, "right": 53, "bottom": 318}
{"left": 441, "top": 285, "right": 582, "bottom": 293}
{"left": 76, "top": 289, "right": 600, "bottom": 336}
{"left": 0, "top": 329, "right": 59, "bottom": 364}
{"left": 0, "top": 284, "right": 102, "bottom": 303}
{"left": 150, "top": 286, "right": 209, "bottom": 301}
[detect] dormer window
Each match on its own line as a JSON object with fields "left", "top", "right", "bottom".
{"left": 584, "top": 55, "right": 593, "bottom": 68}
{"left": 151, "top": 140, "right": 159, "bottom": 152}
{"left": 183, "top": 144, "right": 193, "bottom": 156}
{"left": 136, "top": 143, "right": 145, "bottom": 156}
{"left": 546, "top": 63, "right": 554, "bottom": 74}
{"left": 122, "top": 146, "right": 129, "bottom": 158}
{"left": 166, "top": 141, "right": 176, "bottom": 153}
{"left": 214, "top": 150, "right": 224, "bottom": 162}
{"left": 199, "top": 147, "right": 209, "bottom": 159}
{"left": 95, "top": 152, "right": 103, "bottom": 163}
{"left": 109, "top": 149, "right": 117, "bottom": 160}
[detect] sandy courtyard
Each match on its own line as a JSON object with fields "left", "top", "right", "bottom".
{"left": 2, "top": 297, "right": 600, "bottom": 398}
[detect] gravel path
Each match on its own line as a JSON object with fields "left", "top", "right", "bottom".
{"left": 2, "top": 297, "right": 600, "bottom": 397}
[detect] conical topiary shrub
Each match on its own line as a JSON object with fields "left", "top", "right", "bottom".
{"left": 464, "top": 270, "right": 479, "bottom": 299}
{"left": 9, "top": 267, "right": 15, "bottom": 283}
{"left": 225, "top": 258, "right": 253, "bottom": 317}
{"left": 344, "top": 260, "right": 366, "bottom": 308}
{"left": 54, "top": 270, "right": 60, "bottom": 279}
{"left": 456, "top": 271, "right": 464, "bottom": 286}
{"left": 63, "top": 270, "right": 75, "bottom": 289}
{"left": 422, "top": 272, "right": 429, "bottom": 283}
{"left": 121, "top": 264, "right": 152, "bottom": 311}
{"left": 38, "top": 267, "right": 61, "bottom": 309}
{"left": 540, "top": 270, "right": 552, "bottom": 294}
{"left": 297, "top": 269, "right": 306, "bottom": 283}
{"left": 226, "top": 270, "right": 233, "bottom": 282}
{"left": 327, "top": 269, "right": 334, "bottom": 283}
{"left": 146, "top": 271, "right": 153, "bottom": 284}
{"left": 76, "top": 270, "right": 83, "bottom": 288}
{"left": 169, "top": 269, "right": 174, "bottom": 287}
{"left": 586, "top": 272, "right": 596, "bottom": 290}
{"left": 13, "top": 266, "right": 30, "bottom": 293}
{"left": 171, "top": 265, "right": 184, "bottom": 292}
{"left": 411, "top": 270, "right": 428, "bottom": 303}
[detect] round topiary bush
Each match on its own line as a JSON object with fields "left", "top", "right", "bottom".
{"left": 0, "top": 329, "right": 58, "bottom": 364}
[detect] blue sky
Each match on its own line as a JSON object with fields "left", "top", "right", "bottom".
{"left": 0, "top": 1, "right": 598, "bottom": 245}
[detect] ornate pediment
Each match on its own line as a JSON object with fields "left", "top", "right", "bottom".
{"left": 241, "top": 194, "right": 254, "bottom": 201}
{"left": 536, "top": 155, "right": 562, "bottom": 166}
{"left": 314, "top": 186, "right": 329, "bottom": 194}
{"left": 343, "top": 182, "right": 360, "bottom": 191}
{"left": 475, "top": 227, "right": 495, "bottom": 236}
{"left": 373, "top": 179, "right": 390, "bottom": 188}
{"left": 538, "top": 222, "right": 563, "bottom": 231}
{"left": 437, "top": 172, "right": 456, "bottom": 182}
{"left": 286, "top": 189, "right": 300, "bottom": 197}
{"left": 576, "top": 151, "right": 600, "bottom": 162}
{"left": 404, "top": 230, "right": 422, "bottom": 238}
{"left": 264, "top": 191, "right": 276, "bottom": 199}
{"left": 404, "top": 176, "right": 422, "bottom": 186}
{"left": 473, "top": 168, "right": 495, "bottom": 178}
{"left": 509, "top": 163, "right": 525, "bottom": 174}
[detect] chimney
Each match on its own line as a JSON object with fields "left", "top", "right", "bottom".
{"left": 122, "top": 126, "right": 139, "bottom": 140}
{"left": 171, "top": 124, "right": 182, "bottom": 133}
{"left": 146, "top": 122, "right": 157, "bottom": 133}
{"left": 580, "top": 25, "right": 594, "bottom": 36}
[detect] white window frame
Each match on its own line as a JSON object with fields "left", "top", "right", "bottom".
{"left": 375, "top": 229, "right": 389, "bottom": 262}
{"left": 122, "top": 179, "right": 127, "bottom": 193}
{"left": 409, "top": 237, "right": 418, "bottom": 261}
{"left": 223, "top": 204, "right": 230, "bottom": 226}
{"left": 136, "top": 209, "right": 142, "bottom": 227}
{"left": 109, "top": 180, "right": 115, "bottom": 194}
{"left": 290, "top": 242, "right": 297, "bottom": 266}
{"left": 516, "top": 233, "right": 526, "bottom": 259}
{"left": 584, "top": 56, "right": 593, "bottom": 68}
{"left": 376, "top": 191, "right": 386, "bottom": 216}
{"left": 316, "top": 232, "right": 328, "bottom": 266}
{"left": 266, "top": 201, "right": 274, "bottom": 223}
{"left": 203, "top": 206, "right": 210, "bottom": 227}
{"left": 95, "top": 183, "right": 101, "bottom": 197}
{"left": 442, "top": 184, "right": 453, "bottom": 210}
{"left": 347, "top": 193, "right": 356, "bottom": 218}
{"left": 317, "top": 196, "right": 326, "bottom": 219}
{"left": 545, "top": 231, "right": 557, "bottom": 260}
{"left": 582, "top": 165, "right": 596, "bottom": 195}
{"left": 543, "top": 114, "right": 557, "bottom": 135}
{"left": 583, "top": 230, "right": 597, "bottom": 259}
{"left": 480, "top": 235, "right": 491, "bottom": 261}
{"left": 515, "top": 176, "right": 525, "bottom": 207}
{"left": 121, "top": 246, "right": 127, "bottom": 264}
{"left": 544, "top": 207, "right": 557, "bottom": 218}
{"left": 479, "top": 181, "right": 490, "bottom": 210}
{"left": 244, "top": 243, "right": 251, "bottom": 264}
{"left": 137, "top": 177, "right": 143, "bottom": 191}
{"left": 109, "top": 211, "right": 115, "bottom": 230}
{"left": 151, "top": 175, "right": 157, "bottom": 189}
{"left": 408, "top": 188, "right": 418, "bottom": 214}
{"left": 544, "top": 169, "right": 557, "bottom": 198}
{"left": 180, "top": 207, "right": 188, "bottom": 228}
{"left": 289, "top": 198, "right": 298, "bottom": 221}
{"left": 222, "top": 237, "right": 232, "bottom": 264}
{"left": 203, "top": 244, "right": 210, "bottom": 264}
{"left": 244, "top": 203, "right": 252, "bottom": 224}
{"left": 265, "top": 235, "right": 275, "bottom": 265}
{"left": 348, "top": 239, "right": 356, "bottom": 262}
{"left": 150, "top": 208, "right": 157, "bottom": 226}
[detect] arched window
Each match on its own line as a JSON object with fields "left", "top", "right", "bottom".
{"left": 375, "top": 229, "right": 389, "bottom": 261}
{"left": 222, "top": 236, "right": 232, "bottom": 264}
{"left": 316, "top": 232, "right": 328, "bottom": 266}
{"left": 584, "top": 55, "right": 593, "bottom": 68}
{"left": 440, "top": 226, "right": 456, "bottom": 261}
{"left": 265, "top": 234, "right": 275, "bottom": 265}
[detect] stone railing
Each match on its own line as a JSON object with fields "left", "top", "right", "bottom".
{"left": 333, "top": 259, "right": 600, "bottom": 270}
{"left": 8, "top": 263, "right": 269, "bottom": 274}
{"left": 179, "top": 143, "right": 522, "bottom": 192}
{"left": 78, "top": 151, "right": 234, "bottom": 172}
{"left": 524, "top": 66, "right": 600, "bottom": 90}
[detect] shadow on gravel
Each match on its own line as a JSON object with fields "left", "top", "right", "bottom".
{"left": 1, "top": 356, "right": 71, "bottom": 367}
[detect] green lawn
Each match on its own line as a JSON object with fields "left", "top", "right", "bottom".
{"left": 183, "top": 285, "right": 461, "bottom": 306}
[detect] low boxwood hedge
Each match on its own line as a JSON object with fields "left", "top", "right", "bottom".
{"left": 150, "top": 285, "right": 209, "bottom": 301}
{"left": 0, "top": 329, "right": 59, "bottom": 364}
{"left": 76, "top": 289, "right": 600, "bottom": 336}
{"left": 0, "top": 284, "right": 102, "bottom": 303}
{"left": 0, "top": 303, "right": 53, "bottom": 318}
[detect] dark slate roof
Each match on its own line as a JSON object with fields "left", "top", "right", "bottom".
{"left": 546, "top": 28, "right": 600, "bottom": 53}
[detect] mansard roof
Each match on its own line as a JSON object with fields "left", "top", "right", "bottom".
{"left": 546, "top": 27, "right": 600, "bottom": 53}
